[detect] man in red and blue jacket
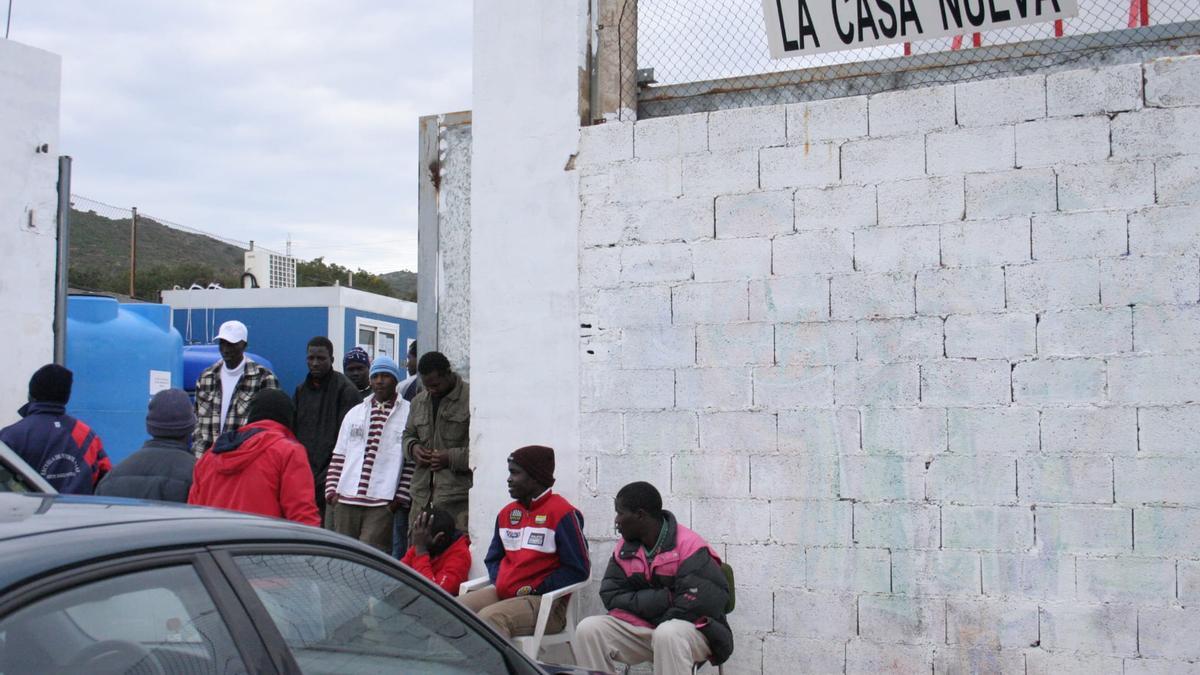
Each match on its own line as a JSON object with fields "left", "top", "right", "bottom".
{"left": 0, "top": 364, "right": 110, "bottom": 494}
{"left": 460, "top": 445, "right": 589, "bottom": 638}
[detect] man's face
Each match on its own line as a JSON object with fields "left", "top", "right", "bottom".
{"left": 421, "top": 369, "right": 452, "bottom": 398}
{"left": 613, "top": 499, "right": 641, "bottom": 541}
{"left": 507, "top": 461, "right": 540, "bottom": 502}
{"left": 218, "top": 340, "right": 247, "bottom": 369}
{"left": 307, "top": 345, "right": 333, "bottom": 378}
{"left": 345, "top": 362, "right": 370, "bottom": 389}
{"left": 406, "top": 350, "right": 418, "bottom": 376}
{"left": 370, "top": 372, "right": 398, "bottom": 401}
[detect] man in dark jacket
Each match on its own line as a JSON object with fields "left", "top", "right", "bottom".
{"left": 294, "top": 336, "right": 361, "bottom": 520}
{"left": 575, "top": 481, "right": 733, "bottom": 675}
{"left": 96, "top": 388, "right": 196, "bottom": 502}
{"left": 0, "top": 364, "right": 111, "bottom": 494}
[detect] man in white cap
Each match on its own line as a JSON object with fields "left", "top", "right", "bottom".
{"left": 191, "top": 320, "right": 280, "bottom": 456}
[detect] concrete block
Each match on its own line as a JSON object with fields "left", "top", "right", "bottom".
{"left": 1116, "top": 457, "right": 1200, "bottom": 505}
{"left": 1145, "top": 55, "right": 1200, "bottom": 107}
{"left": 945, "top": 313, "right": 1037, "bottom": 359}
{"left": 839, "top": 455, "right": 927, "bottom": 501}
{"left": 774, "top": 320, "right": 857, "bottom": 365}
{"left": 855, "top": 225, "right": 941, "bottom": 273}
{"left": 927, "top": 455, "right": 1017, "bottom": 505}
{"left": 580, "top": 196, "right": 713, "bottom": 247}
{"left": 934, "top": 647, "right": 1026, "bottom": 674}
{"left": 688, "top": 497, "right": 768, "bottom": 541}
{"left": 1076, "top": 556, "right": 1176, "bottom": 603}
{"left": 763, "top": 635, "right": 847, "bottom": 674}
{"left": 1101, "top": 255, "right": 1199, "bottom": 306}
{"left": 795, "top": 183, "right": 877, "bottom": 230}
{"left": 1040, "top": 603, "right": 1138, "bottom": 656}
{"left": 692, "top": 237, "right": 772, "bottom": 282}
{"left": 857, "top": 316, "right": 943, "bottom": 362}
{"left": 1032, "top": 210, "right": 1128, "bottom": 261}
{"left": 1012, "top": 358, "right": 1106, "bottom": 403}
{"left": 578, "top": 121, "right": 634, "bottom": 165}
{"left": 956, "top": 73, "right": 1047, "bottom": 127}
{"left": 587, "top": 285, "right": 673, "bottom": 328}
{"left": 581, "top": 246, "right": 621, "bottom": 289}
{"left": 847, "top": 640, "right": 933, "bottom": 674}
{"left": 715, "top": 189, "right": 793, "bottom": 239}
{"left": 580, "top": 412, "right": 623, "bottom": 455}
{"left": 892, "top": 549, "right": 982, "bottom": 596}
{"left": 869, "top": 85, "right": 956, "bottom": 136}
{"left": 1015, "top": 117, "right": 1111, "bottom": 168}
{"left": 773, "top": 230, "right": 854, "bottom": 274}
{"left": 696, "top": 322, "right": 774, "bottom": 366}
{"left": 1036, "top": 506, "right": 1132, "bottom": 552}
{"left": 673, "top": 455, "right": 751, "bottom": 498}
{"left": 1141, "top": 609, "right": 1200, "bottom": 659}
{"left": 842, "top": 134, "right": 926, "bottom": 184}
{"left": 726, "top": 542, "right": 806, "bottom": 592}
{"left": 876, "top": 175, "right": 965, "bottom": 227}
{"left": 773, "top": 589, "right": 857, "bottom": 638}
{"left": 806, "top": 547, "right": 891, "bottom": 593}
{"left": 1155, "top": 155, "right": 1200, "bottom": 205}
{"left": 752, "top": 365, "right": 834, "bottom": 408}
{"left": 916, "top": 267, "right": 1006, "bottom": 315}
{"left": 581, "top": 367, "right": 674, "bottom": 411}
{"left": 1135, "top": 305, "right": 1200, "bottom": 353}
{"left": 1180, "top": 559, "right": 1200, "bottom": 602}
{"left": 583, "top": 157, "right": 682, "bottom": 202}
{"left": 619, "top": 325, "right": 695, "bottom": 368}
{"left": 1006, "top": 259, "right": 1100, "bottom": 310}
{"left": 835, "top": 360, "right": 916, "bottom": 401}
{"left": 759, "top": 142, "right": 840, "bottom": 190}
{"left": 1047, "top": 63, "right": 1142, "bottom": 116}
{"left": 1026, "top": 651, "right": 1123, "bottom": 675}
{"left": 624, "top": 410, "right": 697, "bottom": 454}
{"left": 861, "top": 406, "right": 945, "bottom": 454}
{"left": 981, "top": 552, "right": 1075, "bottom": 600}
{"left": 1058, "top": 161, "right": 1156, "bottom": 211}
{"left": 721, "top": 632, "right": 763, "bottom": 675}
{"left": 854, "top": 502, "right": 940, "bottom": 548}
{"left": 674, "top": 367, "right": 752, "bottom": 410}
{"left": 921, "top": 359, "right": 1012, "bottom": 406}
{"left": 681, "top": 150, "right": 758, "bottom": 196}
{"left": 948, "top": 407, "right": 1040, "bottom": 454}
{"left": 633, "top": 111, "right": 708, "bottom": 160}
{"left": 1130, "top": 205, "right": 1200, "bottom": 256}
{"left": 752, "top": 452, "right": 839, "bottom": 500}
{"left": 1018, "top": 456, "right": 1114, "bottom": 504}
{"left": 592, "top": 453, "right": 673, "bottom": 493}
{"left": 1041, "top": 406, "right": 1136, "bottom": 455}
{"left": 698, "top": 411, "right": 777, "bottom": 453}
{"left": 671, "top": 281, "right": 747, "bottom": 324}
{"left": 946, "top": 598, "right": 1040, "bottom": 648}
{"left": 942, "top": 506, "right": 1034, "bottom": 551}
{"left": 1112, "top": 107, "right": 1200, "bottom": 158}
{"left": 1136, "top": 507, "right": 1200, "bottom": 556}
{"left": 1108, "top": 355, "right": 1200, "bottom": 404}
{"left": 832, "top": 272, "right": 915, "bottom": 320}
{"left": 749, "top": 276, "right": 829, "bottom": 323}
{"left": 708, "top": 105, "right": 786, "bottom": 151}
{"left": 770, "top": 499, "right": 852, "bottom": 545}
{"left": 941, "top": 217, "right": 1033, "bottom": 268}
{"left": 1125, "top": 659, "right": 1200, "bottom": 675}
{"left": 1139, "top": 405, "right": 1200, "bottom": 456}
{"left": 787, "top": 95, "right": 869, "bottom": 143}
{"left": 927, "top": 125, "right": 1016, "bottom": 175}
{"left": 778, "top": 408, "right": 860, "bottom": 454}
{"left": 1038, "top": 308, "right": 1133, "bottom": 356}
{"left": 859, "top": 594, "right": 946, "bottom": 644}
{"left": 966, "top": 168, "right": 1057, "bottom": 219}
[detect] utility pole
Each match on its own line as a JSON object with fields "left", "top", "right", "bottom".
{"left": 129, "top": 206, "right": 138, "bottom": 297}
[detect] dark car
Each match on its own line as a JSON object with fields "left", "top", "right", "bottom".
{"left": 0, "top": 493, "right": 598, "bottom": 674}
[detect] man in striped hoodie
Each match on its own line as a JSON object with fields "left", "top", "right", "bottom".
{"left": 325, "top": 356, "right": 414, "bottom": 553}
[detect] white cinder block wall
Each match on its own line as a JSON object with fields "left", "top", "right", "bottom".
{"left": 576, "top": 56, "right": 1200, "bottom": 674}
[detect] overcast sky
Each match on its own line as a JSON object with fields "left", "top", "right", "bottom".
{"left": 12, "top": 0, "right": 472, "bottom": 273}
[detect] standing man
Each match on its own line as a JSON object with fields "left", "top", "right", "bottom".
{"left": 192, "top": 320, "right": 280, "bottom": 456}
{"left": 294, "top": 336, "right": 361, "bottom": 519}
{"left": 399, "top": 340, "right": 422, "bottom": 402}
{"left": 96, "top": 388, "right": 196, "bottom": 502}
{"left": 403, "top": 351, "right": 470, "bottom": 530}
{"left": 574, "top": 481, "right": 734, "bottom": 675}
{"left": 325, "top": 356, "right": 413, "bottom": 553}
{"left": 0, "top": 364, "right": 111, "bottom": 494}
{"left": 460, "top": 445, "right": 589, "bottom": 639}
{"left": 343, "top": 346, "right": 373, "bottom": 401}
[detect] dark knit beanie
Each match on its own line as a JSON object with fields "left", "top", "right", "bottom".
{"left": 508, "top": 445, "right": 556, "bottom": 488}
{"left": 146, "top": 388, "right": 197, "bottom": 438}
{"left": 247, "top": 389, "right": 294, "bottom": 430}
{"left": 29, "top": 364, "right": 73, "bottom": 404}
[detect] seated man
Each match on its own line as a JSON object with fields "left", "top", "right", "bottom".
{"left": 401, "top": 506, "right": 472, "bottom": 595}
{"left": 460, "top": 445, "right": 589, "bottom": 639}
{"left": 575, "top": 481, "right": 733, "bottom": 675}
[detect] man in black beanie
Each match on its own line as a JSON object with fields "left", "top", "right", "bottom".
{"left": 96, "top": 388, "right": 197, "bottom": 503}
{"left": 0, "top": 364, "right": 111, "bottom": 494}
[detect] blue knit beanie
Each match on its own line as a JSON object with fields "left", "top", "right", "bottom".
{"left": 369, "top": 355, "right": 401, "bottom": 381}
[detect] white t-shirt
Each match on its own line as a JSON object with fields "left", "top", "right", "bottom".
{"left": 218, "top": 358, "right": 246, "bottom": 431}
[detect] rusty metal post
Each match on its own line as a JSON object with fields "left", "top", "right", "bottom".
{"left": 594, "top": 0, "right": 638, "bottom": 122}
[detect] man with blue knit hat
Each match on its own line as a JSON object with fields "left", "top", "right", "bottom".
{"left": 325, "top": 355, "right": 414, "bottom": 552}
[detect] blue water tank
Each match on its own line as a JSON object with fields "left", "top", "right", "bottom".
{"left": 181, "top": 345, "right": 276, "bottom": 396}
{"left": 66, "top": 296, "right": 184, "bottom": 464}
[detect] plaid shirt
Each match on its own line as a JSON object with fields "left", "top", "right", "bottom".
{"left": 191, "top": 359, "right": 280, "bottom": 456}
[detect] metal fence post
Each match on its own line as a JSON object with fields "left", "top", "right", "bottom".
{"left": 595, "top": 0, "right": 639, "bottom": 121}
{"left": 53, "top": 156, "right": 72, "bottom": 365}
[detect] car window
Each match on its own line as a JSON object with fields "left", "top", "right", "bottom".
{"left": 0, "top": 564, "right": 246, "bottom": 675}
{"left": 0, "top": 463, "right": 33, "bottom": 493}
{"left": 234, "top": 554, "right": 513, "bottom": 675}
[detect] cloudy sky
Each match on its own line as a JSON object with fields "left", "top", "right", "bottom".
{"left": 12, "top": 1, "right": 472, "bottom": 273}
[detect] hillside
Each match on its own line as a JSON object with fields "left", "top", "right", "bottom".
{"left": 381, "top": 270, "right": 417, "bottom": 300}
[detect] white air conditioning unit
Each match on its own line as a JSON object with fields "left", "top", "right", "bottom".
{"left": 244, "top": 246, "right": 297, "bottom": 288}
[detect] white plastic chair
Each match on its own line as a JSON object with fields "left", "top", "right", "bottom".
{"left": 459, "top": 576, "right": 591, "bottom": 660}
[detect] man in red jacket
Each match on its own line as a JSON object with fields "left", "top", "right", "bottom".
{"left": 188, "top": 389, "right": 320, "bottom": 526}
{"left": 401, "top": 506, "right": 471, "bottom": 595}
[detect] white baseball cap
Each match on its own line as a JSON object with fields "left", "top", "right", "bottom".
{"left": 215, "top": 320, "right": 248, "bottom": 344}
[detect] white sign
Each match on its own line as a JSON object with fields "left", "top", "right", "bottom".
{"left": 149, "top": 370, "right": 172, "bottom": 396}
{"left": 762, "top": 0, "right": 1078, "bottom": 57}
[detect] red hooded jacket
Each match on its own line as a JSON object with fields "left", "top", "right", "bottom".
{"left": 401, "top": 533, "right": 472, "bottom": 595}
{"left": 188, "top": 420, "right": 320, "bottom": 526}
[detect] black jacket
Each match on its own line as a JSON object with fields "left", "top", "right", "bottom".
{"left": 94, "top": 438, "right": 195, "bottom": 503}
{"left": 293, "top": 370, "right": 361, "bottom": 477}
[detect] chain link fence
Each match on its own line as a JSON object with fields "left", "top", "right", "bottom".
{"left": 624, "top": 0, "right": 1200, "bottom": 115}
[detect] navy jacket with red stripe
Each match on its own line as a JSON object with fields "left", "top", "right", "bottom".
{"left": 0, "top": 401, "right": 111, "bottom": 494}
{"left": 485, "top": 490, "right": 589, "bottom": 599}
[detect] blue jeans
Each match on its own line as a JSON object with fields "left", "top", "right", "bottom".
{"left": 391, "top": 506, "right": 410, "bottom": 559}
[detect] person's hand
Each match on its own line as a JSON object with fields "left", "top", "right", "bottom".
{"left": 410, "top": 510, "right": 431, "bottom": 555}
{"left": 429, "top": 449, "right": 449, "bottom": 472}
{"left": 412, "top": 444, "right": 432, "bottom": 466}
{"left": 327, "top": 493, "right": 339, "bottom": 506}
{"left": 387, "top": 497, "right": 405, "bottom": 514}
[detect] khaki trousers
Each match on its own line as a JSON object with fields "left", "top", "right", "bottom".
{"left": 459, "top": 586, "right": 567, "bottom": 640}
{"left": 574, "top": 615, "right": 711, "bottom": 675}
{"left": 329, "top": 502, "right": 393, "bottom": 554}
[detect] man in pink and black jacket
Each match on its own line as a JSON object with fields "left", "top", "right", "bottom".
{"left": 575, "top": 481, "right": 733, "bottom": 675}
